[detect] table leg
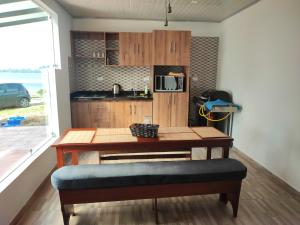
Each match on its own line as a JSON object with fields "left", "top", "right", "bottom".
{"left": 57, "top": 147, "right": 64, "bottom": 168}
{"left": 222, "top": 146, "right": 229, "bottom": 158}
{"left": 206, "top": 147, "right": 212, "bottom": 159}
{"left": 71, "top": 151, "right": 79, "bottom": 165}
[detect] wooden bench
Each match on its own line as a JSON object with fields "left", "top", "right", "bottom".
{"left": 51, "top": 159, "right": 247, "bottom": 225}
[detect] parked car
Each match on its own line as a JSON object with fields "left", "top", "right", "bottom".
{"left": 0, "top": 83, "right": 31, "bottom": 109}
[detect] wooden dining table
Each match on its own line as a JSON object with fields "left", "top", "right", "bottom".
{"left": 52, "top": 126, "right": 233, "bottom": 168}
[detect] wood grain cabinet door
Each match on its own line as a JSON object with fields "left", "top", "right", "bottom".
{"left": 132, "top": 101, "right": 153, "bottom": 124}
{"left": 111, "top": 101, "right": 133, "bottom": 128}
{"left": 71, "top": 102, "right": 91, "bottom": 128}
{"left": 120, "top": 32, "right": 151, "bottom": 66}
{"left": 153, "top": 93, "right": 172, "bottom": 127}
{"left": 136, "top": 33, "right": 152, "bottom": 66}
{"left": 178, "top": 31, "right": 191, "bottom": 66}
{"left": 90, "top": 102, "right": 112, "bottom": 128}
{"left": 170, "top": 93, "right": 189, "bottom": 127}
{"left": 119, "top": 32, "right": 131, "bottom": 66}
{"left": 152, "top": 30, "right": 191, "bottom": 66}
{"left": 152, "top": 30, "right": 167, "bottom": 65}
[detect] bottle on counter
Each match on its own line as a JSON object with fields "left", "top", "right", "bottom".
{"left": 144, "top": 85, "right": 149, "bottom": 96}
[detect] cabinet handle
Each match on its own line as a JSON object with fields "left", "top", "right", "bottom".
{"left": 137, "top": 44, "right": 140, "bottom": 54}
{"left": 134, "top": 105, "right": 136, "bottom": 114}
{"left": 170, "top": 41, "right": 172, "bottom": 53}
{"left": 173, "top": 94, "right": 176, "bottom": 104}
{"left": 130, "top": 105, "right": 132, "bottom": 115}
{"left": 174, "top": 42, "right": 176, "bottom": 53}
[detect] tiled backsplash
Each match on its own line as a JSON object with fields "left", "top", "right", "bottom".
{"left": 70, "top": 57, "right": 150, "bottom": 91}
{"left": 189, "top": 37, "right": 219, "bottom": 121}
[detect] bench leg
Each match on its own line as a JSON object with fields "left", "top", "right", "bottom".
{"left": 207, "top": 147, "right": 212, "bottom": 160}
{"left": 152, "top": 198, "right": 159, "bottom": 224}
{"left": 229, "top": 191, "right": 240, "bottom": 217}
{"left": 61, "top": 204, "right": 70, "bottom": 225}
{"left": 219, "top": 193, "right": 228, "bottom": 204}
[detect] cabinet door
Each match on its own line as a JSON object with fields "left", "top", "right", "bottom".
{"left": 71, "top": 102, "right": 91, "bottom": 128}
{"left": 90, "top": 102, "right": 112, "bottom": 128}
{"left": 153, "top": 93, "right": 172, "bottom": 127}
{"left": 178, "top": 31, "right": 191, "bottom": 65}
{"left": 170, "top": 93, "right": 189, "bottom": 127}
{"left": 152, "top": 30, "right": 167, "bottom": 65}
{"left": 165, "top": 30, "right": 179, "bottom": 65}
{"left": 136, "top": 33, "right": 152, "bottom": 66}
{"left": 120, "top": 32, "right": 152, "bottom": 66}
{"left": 132, "top": 101, "right": 153, "bottom": 124}
{"left": 111, "top": 101, "right": 133, "bottom": 128}
{"left": 119, "top": 32, "right": 131, "bottom": 66}
{"left": 152, "top": 30, "right": 191, "bottom": 66}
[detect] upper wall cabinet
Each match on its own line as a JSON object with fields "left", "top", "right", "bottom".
{"left": 152, "top": 30, "right": 191, "bottom": 66}
{"left": 119, "top": 32, "right": 152, "bottom": 66}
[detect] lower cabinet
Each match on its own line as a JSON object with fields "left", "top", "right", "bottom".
{"left": 71, "top": 101, "right": 153, "bottom": 128}
{"left": 153, "top": 93, "right": 189, "bottom": 127}
{"left": 71, "top": 101, "right": 91, "bottom": 128}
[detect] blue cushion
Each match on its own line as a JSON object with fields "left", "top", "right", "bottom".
{"left": 51, "top": 159, "right": 247, "bottom": 190}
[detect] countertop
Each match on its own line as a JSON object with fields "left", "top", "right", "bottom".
{"left": 71, "top": 91, "right": 153, "bottom": 101}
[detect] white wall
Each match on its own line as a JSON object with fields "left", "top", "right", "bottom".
{"left": 218, "top": 0, "right": 300, "bottom": 191}
{"left": 73, "top": 18, "right": 221, "bottom": 36}
{"left": 0, "top": 1, "right": 72, "bottom": 224}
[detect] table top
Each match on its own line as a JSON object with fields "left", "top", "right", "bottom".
{"left": 52, "top": 127, "right": 231, "bottom": 147}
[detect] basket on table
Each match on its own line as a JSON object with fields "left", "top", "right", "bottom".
{"left": 130, "top": 123, "right": 159, "bottom": 138}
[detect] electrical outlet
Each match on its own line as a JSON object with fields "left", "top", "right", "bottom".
{"left": 97, "top": 77, "right": 104, "bottom": 81}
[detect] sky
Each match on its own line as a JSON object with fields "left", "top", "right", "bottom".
{"left": 0, "top": 21, "right": 53, "bottom": 69}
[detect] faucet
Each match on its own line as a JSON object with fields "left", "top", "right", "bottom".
{"left": 132, "top": 82, "right": 137, "bottom": 96}
{"left": 132, "top": 87, "right": 136, "bottom": 96}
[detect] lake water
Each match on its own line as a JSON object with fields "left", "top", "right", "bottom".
{"left": 0, "top": 72, "right": 43, "bottom": 94}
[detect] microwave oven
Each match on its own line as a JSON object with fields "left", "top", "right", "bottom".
{"left": 155, "top": 75, "right": 184, "bottom": 92}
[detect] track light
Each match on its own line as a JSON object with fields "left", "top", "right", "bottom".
{"left": 164, "top": 18, "right": 168, "bottom": 26}
{"left": 168, "top": 0, "right": 172, "bottom": 13}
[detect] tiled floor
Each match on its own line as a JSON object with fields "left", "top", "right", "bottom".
{"left": 0, "top": 126, "right": 47, "bottom": 180}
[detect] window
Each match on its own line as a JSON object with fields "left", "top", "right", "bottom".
{"left": 0, "top": 1, "right": 59, "bottom": 184}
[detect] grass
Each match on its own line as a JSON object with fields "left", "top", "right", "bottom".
{"left": 0, "top": 104, "right": 46, "bottom": 126}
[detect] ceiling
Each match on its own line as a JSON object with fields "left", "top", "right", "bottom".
{"left": 55, "top": 0, "right": 259, "bottom": 22}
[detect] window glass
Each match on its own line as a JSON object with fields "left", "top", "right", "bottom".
{"left": 0, "top": 2, "right": 57, "bottom": 183}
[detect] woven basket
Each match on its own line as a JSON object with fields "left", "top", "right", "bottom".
{"left": 130, "top": 123, "right": 159, "bottom": 138}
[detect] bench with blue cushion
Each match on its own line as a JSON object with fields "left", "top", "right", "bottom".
{"left": 51, "top": 158, "right": 247, "bottom": 225}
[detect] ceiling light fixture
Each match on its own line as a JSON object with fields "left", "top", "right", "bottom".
{"left": 168, "top": 0, "right": 172, "bottom": 13}
{"left": 164, "top": 0, "right": 172, "bottom": 26}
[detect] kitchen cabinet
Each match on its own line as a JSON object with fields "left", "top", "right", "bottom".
{"left": 111, "top": 101, "right": 153, "bottom": 127}
{"left": 153, "top": 93, "right": 172, "bottom": 127}
{"left": 132, "top": 101, "right": 153, "bottom": 124}
{"left": 90, "top": 102, "right": 112, "bottom": 128}
{"left": 153, "top": 93, "right": 189, "bottom": 127}
{"left": 170, "top": 93, "right": 189, "bottom": 127}
{"left": 71, "top": 102, "right": 91, "bottom": 128}
{"left": 152, "top": 30, "right": 191, "bottom": 66}
{"left": 119, "top": 32, "right": 152, "bottom": 66}
{"left": 71, "top": 100, "right": 152, "bottom": 128}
